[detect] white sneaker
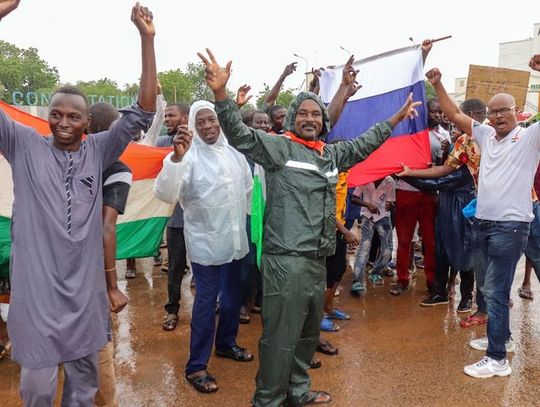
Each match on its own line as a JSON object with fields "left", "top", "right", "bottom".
{"left": 469, "top": 337, "right": 515, "bottom": 353}
{"left": 464, "top": 356, "right": 512, "bottom": 378}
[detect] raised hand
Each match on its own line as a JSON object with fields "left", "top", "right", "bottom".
{"left": 421, "top": 39, "right": 433, "bottom": 61}
{"left": 0, "top": 0, "right": 20, "bottom": 19}
{"left": 283, "top": 62, "right": 297, "bottom": 77}
{"left": 421, "top": 39, "right": 433, "bottom": 53}
{"left": 529, "top": 55, "right": 540, "bottom": 72}
{"left": 236, "top": 84, "right": 252, "bottom": 107}
{"left": 345, "top": 81, "right": 362, "bottom": 99}
{"left": 131, "top": 2, "right": 155, "bottom": 37}
{"left": 388, "top": 93, "right": 422, "bottom": 128}
{"left": 197, "top": 48, "right": 232, "bottom": 101}
{"left": 398, "top": 93, "right": 421, "bottom": 120}
{"left": 341, "top": 55, "right": 359, "bottom": 87}
{"left": 425, "top": 68, "right": 442, "bottom": 86}
{"left": 309, "top": 67, "right": 322, "bottom": 92}
{"left": 171, "top": 125, "right": 193, "bottom": 162}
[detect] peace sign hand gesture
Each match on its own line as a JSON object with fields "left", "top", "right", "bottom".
{"left": 341, "top": 55, "right": 359, "bottom": 87}
{"left": 197, "top": 48, "right": 232, "bottom": 101}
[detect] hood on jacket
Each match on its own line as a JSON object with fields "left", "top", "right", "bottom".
{"left": 283, "top": 91, "right": 331, "bottom": 141}
{"left": 188, "top": 100, "right": 228, "bottom": 148}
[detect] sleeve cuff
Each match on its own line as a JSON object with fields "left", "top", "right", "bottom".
{"left": 164, "top": 151, "right": 183, "bottom": 166}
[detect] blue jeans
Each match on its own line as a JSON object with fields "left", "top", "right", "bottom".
{"left": 472, "top": 219, "right": 529, "bottom": 360}
{"left": 353, "top": 216, "right": 393, "bottom": 282}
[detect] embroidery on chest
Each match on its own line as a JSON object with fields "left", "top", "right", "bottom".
{"left": 79, "top": 176, "right": 94, "bottom": 195}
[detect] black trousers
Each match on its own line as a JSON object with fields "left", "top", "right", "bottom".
{"left": 433, "top": 238, "right": 474, "bottom": 301}
{"left": 164, "top": 226, "right": 187, "bottom": 315}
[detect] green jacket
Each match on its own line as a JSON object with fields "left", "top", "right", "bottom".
{"left": 215, "top": 94, "right": 393, "bottom": 257}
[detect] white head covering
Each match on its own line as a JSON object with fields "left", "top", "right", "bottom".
{"left": 154, "top": 100, "right": 253, "bottom": 266}
{"left": 188, "top": 100, "right": 228, "bottom": 150}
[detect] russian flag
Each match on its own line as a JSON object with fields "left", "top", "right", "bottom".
{"left": 320, "top": 45, "right": 430, "bottom": 187}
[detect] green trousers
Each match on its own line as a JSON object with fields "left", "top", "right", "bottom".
{"left": 253, "top": 253, "right": 326, "bottom": 407}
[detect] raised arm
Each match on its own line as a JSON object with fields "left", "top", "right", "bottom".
{"left": 197, "top": 49, "right": 288, "bottom": 169}
{"left": 0, "top": 0, "right": 20, "bottom": 20}
{"left": 327, "top": 55, "right": 361, "bottom": 127}
{"left": 426, "top": 68, "right": 472, "bottom": 134}
{"left": 140, "top": 92, "right": 166, "bottom": 145}
{"left": 131, "top": 2, "right": 157, "bottom": 112}
{"left": 95, "top": 3, "right": 157, "bottom": 167}
{"left": 421, "top": 39, "right": 433, "bottom": 64}
{"left": 308, "top": 68, "right": 322, "bottom": 94}
{"left": 263, "top": 62, "right": 297, "bottom": 109}
{"left": 236, "top": 85, "right": 253, "bottom": 109}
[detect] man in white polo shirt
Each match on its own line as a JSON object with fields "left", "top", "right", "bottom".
{"left": 425, "top": 54, "right": 540, "bottom": 379}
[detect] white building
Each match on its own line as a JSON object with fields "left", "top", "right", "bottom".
{"left": 451, "top": 23, "right": 540, "bottom": 113}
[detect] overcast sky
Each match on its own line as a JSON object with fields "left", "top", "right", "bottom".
{"left": 1, "top": 0, "right": 539, "bottom": 99}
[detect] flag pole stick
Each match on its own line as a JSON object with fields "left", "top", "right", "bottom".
{"left": 431, "top": 35, "right": 452, "bottom": 43}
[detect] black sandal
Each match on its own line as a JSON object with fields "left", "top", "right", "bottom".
{"left": 215, "top": 345, "right": 254, "bottom": 362}
{"left": 309, "top": 359, "right": 322, "bottom": 369}
{"left": 316, "top": 339, "right": 338, "bottom": 356}
{"left": 303, "top": 390, "right": 332, "bottom": 405}
{"left": 162, "top": 314, "right": 178, "bottom": 331}
{"left": 186, "top": 371, "right": 218, "bottom": 393}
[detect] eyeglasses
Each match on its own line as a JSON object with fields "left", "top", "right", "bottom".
{"left": 487, "top": 106, "right": 515, "bottom": 118}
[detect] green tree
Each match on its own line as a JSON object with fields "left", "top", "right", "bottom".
{"left": 75, "top": 78, "right": 121, "bottom": 98}
{"left": 255, "top": 84, "right": 296, "bottom": 110}
{"left": 424, "top": 80, "right": 436, "bottom": 100}
{"left": 158, "top": 62, "right": 215, "bottom": 105}
{"left": 184, "top": 62, "right": 214, "bottom": 103}
{"left": 158, "top": 69, "right": 192, "bottom": 104}
{"left": 0, "top": 40, "right": 60, "bottom": 102}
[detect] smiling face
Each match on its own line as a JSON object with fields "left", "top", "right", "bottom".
{"left": 251, "top": 112, "right": 271, "bottom": 132}
{"left": 294, "top": 99, "right": 323, "bottom": 140}
{"left": 48, "top": 93, "right": 90, "bottom": 151}
{"left": 487, "top": 93, "right": 517, "bottom": 138}
{"left": 195, "top": 108, "right": 221, "bottom": 145}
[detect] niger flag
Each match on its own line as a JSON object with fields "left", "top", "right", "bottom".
{"left": 0, "top": 101, "right": 172, "bottom": 282}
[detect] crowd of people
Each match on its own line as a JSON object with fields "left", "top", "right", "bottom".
{"left": 0, "top": 1, "right": 540, "bottom": 406}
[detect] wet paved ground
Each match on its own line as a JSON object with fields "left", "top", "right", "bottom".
{"left": 1, "top": 254, "right": 539, "bottom": 406}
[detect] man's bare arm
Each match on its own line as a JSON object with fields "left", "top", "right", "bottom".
{"left": 327, "top": 55, "right": 361, "bottom": 127}
{"left": 0, "top": 0, "right": 20, "bottom": 20}
{"left": 397, "top": 163, "right": 455, "bottom": 178}
{"left": 131, "top": 3, "right": 157, "bottom": 112}
{"left": 426, "top": 68, "right": 471, "bottom": 134}
{"left": 263, "top": 62, "right": 297, "bottom": 108}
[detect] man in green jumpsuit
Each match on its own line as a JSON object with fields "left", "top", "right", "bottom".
{"left": 198, "top": 49, "right": 421, "bottom": 406}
